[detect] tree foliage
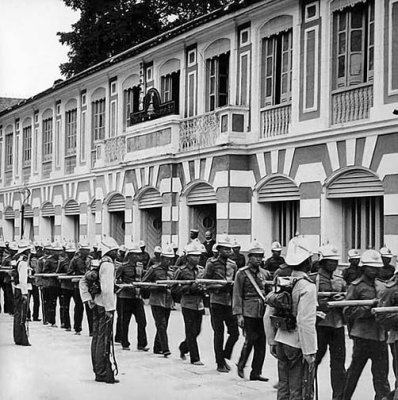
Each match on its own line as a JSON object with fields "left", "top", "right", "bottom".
{"left": 58, "top": 0, "right": 228, "bottom": 78}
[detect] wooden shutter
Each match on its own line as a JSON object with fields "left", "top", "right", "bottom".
{"left": 327, "top": 169, "right": 383, "bottom": 198}
{"left": 42, "top": 202, "right": 55, "bottom": 217}
{"left": 264, "top": 36, "right": 276, "bottom": 107}
{"left": 280, "top": 30, "right": 292, "bottom": 103}
{"left": 187, "top": 183, "right": 217, "bottom": 206}
{"left": 23, "top": 204, "right": 33, "bottom": 218}
{"left": 64, "top": 200, "right": 80, "bottom": 215}
{"left": 138, "top": 188, "right": 163, "bottom": 209}
{"left": 258, "top": 176, "right": 300, "bottom": 202}
{"left": 4, "top": 207, "right": 15, "bottom": 220}
{"left": 108, "top": 194, "right": 125, "bottom": 212}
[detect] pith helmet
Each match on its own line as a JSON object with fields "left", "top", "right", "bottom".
{"left": 9, "top": 242, "right": 19, "bottom": 251}
{"left": 16, "top": 239, "right": 31, "bottom": 256}
{"left": 247, "top": 240, "right": 265, "bottom": 255}
{"left": 271, "top": 241, "right": 283, "bottom": 251}
{"left": 171, "top": 242, "right": 178, "bottom": 249}
{"left": 65, "top": 242, "right": 77, "bottom": 253}
{"left": 380, "top": 247, "right": 393, "bottom": 259}
{"left": 119, "top": 245, "right": 127, "bottom": 253}
{"left": 319, "top": 244, "right": 340, "bottom": 261}
{"left": 100, "top": 237, "right": 119, "bottom": 256}
{"left": 154, "top": 246, "right": 162, "bottom": 253}
{"left": 360, "top": 249, "right": 383, "bottom": 268}
{"left": 51, "top": 242, "right": 63, "bottom": 251}
{"left": 348, "top": 249, "right": 361, "bottom": 260}
{"left": 285, "top": 236, "right": 313, "bottom": 266}
{"left": 232, "top": 239, "right": 241, "bottom": 249}
{"left": 212, "top": 243, "right": 218, "bottom": 253}
{"left": 161, "top": 244, "right": 175, "bottom": 258}
{"left": 186, "top": 241, "right": 202, "bottom": 256}
{"left": 139, "top": 240, "right": 146, "bottom": 248}
{"left": 217, "top": 235, "right": 234, "bottom": 249}
{"left": 128, "top": 243, "right": 142, "bottom": 254}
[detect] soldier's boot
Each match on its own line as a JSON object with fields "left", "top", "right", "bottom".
{"left": 236, "top": 343, "right": 251, "bottom": 379}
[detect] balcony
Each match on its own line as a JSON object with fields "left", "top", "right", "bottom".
{"left": 331, "top": 83, "right": 373, "bottom": 125}
{"left": 260, "top": 103, "right": 291, "bottom": 139}
{"left": 179, "top": 106, "right": 249, "bottom": 152}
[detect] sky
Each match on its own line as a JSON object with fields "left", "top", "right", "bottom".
{"left": 0, "top": 0, "right": 79, "bottom": 99}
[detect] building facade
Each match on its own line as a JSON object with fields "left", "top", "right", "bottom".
{"left": 0, "top": 0, "right": 397, "bottom": 260}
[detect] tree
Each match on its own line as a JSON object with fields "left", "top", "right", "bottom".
{"left": 58, "top": 0, "right": 228, "bottom": 78}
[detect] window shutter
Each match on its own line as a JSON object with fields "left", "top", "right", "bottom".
{"left": 23, "top": 204, "right": 33, "bottom": 218}
{"left": 327, "top": 169, "right": 383, "bottom": 198}
{"left": 187, "top": 183, "right": 217, "bottom": 206}
{"left": 108, "top": 194, "right": 125, "bottom": 212}
{"left": 4, "top": 207, "right": 15, "bottom": 220}
{"left": 138, "top": 188, "right": 163, "bottom": 209}
{"left": 258, "top": 176, "right": 300, "bottom": 202}
{"left": 42, "top": 202, "right": 55, "bottom": 217}
{"left": 64, "top": 200, "right": 80, "bottom": 215}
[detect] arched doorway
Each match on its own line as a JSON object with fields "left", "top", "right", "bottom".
{"left": 64, "top": 199, "right": 80, "bottom": 243}
{"left": 138, "top": 187, "right": 163, "bottom": 254}
{"left": 255, "top": 175, "right": 300, "bottom": 250}
{"left": 41, "top": 202, "right": 55, "bottom": 242}
{"left": 107, "top": 193, "right": 125, "bottom": 245}
{"left": 186, "top": 182, "right": 217, "bottom": 242}
{"left": 326, "top": 167, "right": 384, "bottom": 260}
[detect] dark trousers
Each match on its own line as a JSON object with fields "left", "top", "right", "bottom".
{"left": 1, "top": 281, "right": 14, "bottom": 314}
{"left": 115, "top": 298, "right": 122, "bottom": 342}
{"left": 315, "top": 326, "right": 346, "bottom": 400}
{"left": 179, "top": 307, "right": 203, "bottom": 363}
{"left": 343, "top": 337, "right": 390, "bottom": 400}
{"left": 151, "top": 305, "right": 171, "bottom": 353}
{"left": 13, "top": 289, "right": 30, "bottom": 346}
{"left": 120, "top": 298, "right": 147, "bottom": 348}
{"left": 40, "top": 287, "right": 48, "bottom": 324}
{"left": 46, "top": 286, "right": 60, "bottom": 325}
{"left": 209, "top": 303, "right": 239, "bottom": 367}
{"left": 28, "top": 285, "right": 40, "bottom": 320}
{"left": 237, "top": 317, "right": 266, "bottom": 376}
{"left": 60, "top": 288, "right": 73, "bottom": 329}
{"left": 276, "top": 342, "right": 304, "bottom": 400}
{"left": 91, "top": 305, "right": 115, "bottom": 382}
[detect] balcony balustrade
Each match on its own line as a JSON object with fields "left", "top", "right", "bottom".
{"left": 260, "top": 103, "right": 291, "bottom": 139}
{"left": 331, "top": 83, "right": 373, "bottom": 125}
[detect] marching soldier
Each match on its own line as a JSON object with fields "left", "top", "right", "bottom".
{"left": 379, "top": 246, "right": 395, "bottom": 282}
{"left": 42, "top": 242, "right": 63, "bottom": 327}
{"left": 12, "top": 241, "right": 32, "bottom": 346}
{"left": 139, "top": 240, "right": 151, "bottom": 270}
{"left": 231, "top": 240, "right": 246, "bottom": 270}
{"left": 203, "top": 235, "right": 239, "bottom": 373}
{"left": 28, "top": 243, "right": 41, "bottom": 321}
{"left": 58, "top": 242, "right": 76, "bottom": 331}
{"left": 171, "top": 242, "right": 179, "bottom": 266}
{"left": 115, "top": 243, "right": 149, "bottom": 351}
{"left": 80, "top": 237, "right": 119, "bottom": 384}
{"left": 342, "top": 249, "right": 390, "bottom": 400}
{"left": 1, "top": 241, "right": 17, "bottom": 315}
{"left": 264, "top": 241, "right": 285, "bottom": 278}
{"left": 36, "top": 242, "right": 50, "bottom": 324}
{"left": 68, "top": 240, "right": 93, "bottom": 335}
{"left": 264, "top": 236, "right": 317, "bottom": 400}
{"left": 233, "top": 240, "right": 270, "bottom": 381}
{"left": 173, "top": 241, "right": 205, "bottom": 365}
{"left": 342, "top": 249, "right": 361, "bottom": 285}
{"left": 147, "top": 246, "right": 162, "bottom": 269}
{"left": 375, "top": 270, "right": 398, "bottom": 400}
{"left": 312, "top": 244, "right": 346, "bottom": 400}
{"left": 142, "top": 245, "right": 174, "bottom": 357}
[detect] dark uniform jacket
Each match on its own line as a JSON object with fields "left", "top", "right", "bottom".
{"left": 264, "top": 255, "right": 285, "bottom": 275}
{"left": 142, "top": 263, "right": 173, "bottom": 308}
{"left": 342, "top": 263, "right": 361, "bottom": 285}
{"left": 68, "top": 254, "right": 91, "bottom": 288}
{"left": 140, "top": 251, "right": 151, "bottom": 270}
{"left": 203, "top": 256, "right": 237, "bottom": 306}
{"left": 379, "top": 264, "right": 395, "bottom": 282}
{"left": 202, "top": 239, "right": 216, "bottom": 259}
{"left": 343, "top": 275, "right": 386, "bottom": 341}
{"left": 173, "top": 264, "right": 204, "bottom": 310}
{"left": 2, "top": 253, "right": 13, "bottom": 283}
{"left": 231, "top": 253, "right": 246, "bottom": 270}
{"left": 233, "top": 265, "right": 270, "bottom": 318}
{"left": 42, "top": 257, "right": 61, "bottom": 287}
{"left": 58, "top": 256, "right": 73, "bottom": 290}
{"left": 376, "top": 275, "right": 398, "bottom": 344}
{"left": 310, "top": 269, "right": 346, "bottom": 328}
{"left": 273, "top": 263, "right": 293, "bottom": 279}
{"left": 115, "top": 262, "right": 141, "bottom": 299}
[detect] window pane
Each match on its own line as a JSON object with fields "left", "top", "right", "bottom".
{"left": 338, "top": 33, "right": 346, "bottom": 54}
{"left": 350, "top": 53, "right": 363, "bottom": 75}
{"left": 351, "top": 9, "right": 363, "bottom": 29}
{"left": 266, "top": 78, "right": 272, "bottom": 97}
{"left": 351, "top": 30, "right": 363, "bottom": 52}
{"left": 339, "top": 13, "right": 346, "bottom": 31}
{"left": 266, "top": 58, "right": 273, "bottom": 76}
{"left": 338, "top": 56, "right": 346, "bottom": 78}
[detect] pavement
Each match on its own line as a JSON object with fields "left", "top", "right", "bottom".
{"left": 0, "top": 303, "right": 396, "bottom": 400}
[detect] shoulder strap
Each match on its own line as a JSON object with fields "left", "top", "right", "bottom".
{"left": 244, "top": 269, "right": 265, "bottom": 302}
